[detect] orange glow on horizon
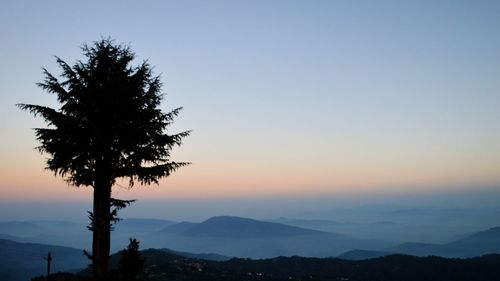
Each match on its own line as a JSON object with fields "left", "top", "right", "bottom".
{"left": 2, "top": 135, "right": 500, "bottom": 202}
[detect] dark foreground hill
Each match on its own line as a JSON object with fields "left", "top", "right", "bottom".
{"left": 0, "top": 239, "right": 87, "bottom": 281}
{"left": 0, "top": 238, "right": 227, "bottom": 281}
{"left": 218, "top": 254, "right": 500, "bottom": 281}
{"left": 42, "top": 249, "right": 500, "bottom": 281}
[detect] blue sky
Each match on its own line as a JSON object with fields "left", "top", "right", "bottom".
{"left": 1, "top": 0, "right": 499, "bottom": 202}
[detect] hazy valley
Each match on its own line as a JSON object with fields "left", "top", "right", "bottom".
{"left": 2, "top": 205, "right": 500, "bottom": 281}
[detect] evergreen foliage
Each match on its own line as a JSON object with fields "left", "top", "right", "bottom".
{"left": 119, "top": 239, "right": 145, "bottom": 281}
{"left": 18, "top": 38, "right": 189, "bottom": 278}
{"left": 30, "top": 251, "right": 500, "bottom": 281}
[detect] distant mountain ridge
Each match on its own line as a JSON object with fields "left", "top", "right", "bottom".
{"left": 116, "top": 218, "right": 176, "bottom": 229}
{"left": 338, "top": 249, "right": 394, "bottom": 260}
{"left": 457, "top": 226, "right": 500, "bottom": 243}
{"left": 0, "top": 218, "right": 177, "bottom": 252}
{"left": 160, "top": 248, "right": 231, "bottom": 261}
{"left": 160, "top": 216, "right": 327, "bottom": 238}
{"left": 336, "top": 226, "right": 500, "bottom": 260}
{"left": 158, "top": 221, "right": 198, "bottom": 235}
{"left": 1, "top": 216, "right": 391, "bottom": 260}
{"left": 0, "top": 221, "right": 47, "bottom": 237}
{"left": 387, "top": 226, "right": 500, "bottom": 258}
{"left": 150, "top": 216, "right": 389, "bottom": 258}
{"left": 3, "top": 217, "right": 499, "bottom": 260}
{"left": 3, "top": 220, "right": 500, "bottom": 280}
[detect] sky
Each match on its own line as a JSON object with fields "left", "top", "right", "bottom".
{"left": 1, "top": 0, "right": 500, "bottom": 209}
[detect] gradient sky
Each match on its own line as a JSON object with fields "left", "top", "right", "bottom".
{"left": 1, "top": 0, "right": 499, "bottom": 203}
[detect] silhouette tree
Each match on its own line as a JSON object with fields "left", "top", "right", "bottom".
{"left": 119, "top": 238, "right": 145, "bottom": 281}
{"left": 18, "top": 39, "right": 189, "bottom": 279}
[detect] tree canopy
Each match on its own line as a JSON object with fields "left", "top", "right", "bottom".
{"left": 19, "top": 39, "right": 190, "bottom": 188}
{"left": 18, "top": 38, "right": 190, "bottom": 278}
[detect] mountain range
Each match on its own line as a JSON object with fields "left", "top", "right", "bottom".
{"left": 159, "top": 216, "right": 326, "bottom": 237}
{"left": 339, "top": 226, "right": 500, "bottom": 260}
{"left": 2, "top": 216, "right": 500, "bottom": 262}
{"left": 389, "top": 226, "right": 500, "bottom": 257}
{"left": 145, "top": 216, "right": 389, "bottom": 258}
{"left": 2, "top": 217, "right": 500, "bottom": 281}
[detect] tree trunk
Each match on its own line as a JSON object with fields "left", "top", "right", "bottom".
{"left": 92, "top": 178, "right": 112, "bottom": 280}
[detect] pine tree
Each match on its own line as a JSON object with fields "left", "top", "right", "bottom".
{"left": 18, "top": 39, "right": 189, "bottom": 279}
{"left": 119, "top": 238, "right": 145, "bottom": 281}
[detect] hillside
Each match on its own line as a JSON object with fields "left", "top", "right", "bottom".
{"left": 0, "top": 239, "right": 87, "bottom": 281}
{"left": 0, "top": 238, "right": 230, "bottom": 281}
{"left": 4, "top": 230, "right": 499, "bottom": 281}
{"left": 1, "top": 217, "right": 391, "bottom": 259}
{"left": 5, "top": 218, "right": 498, "bottom": 260}
{"left": 150, "top": 216, "right": 390, "bottom": 258}
{"left": 0, "top": 218, "right": 176, "bottom": 252}
{"left": 338, "top": 249, "right": 394, "bottom": 260}
{"left": 159, "top": 248, "right": 231, "bottom": 261}
{"left": 163, "top": 216, "right": 327, "bottom": 237}
{"left": 389, "top": 226, "right": 500, "bottom": 257}
{"left": 72, "top": 249, "right": 500, "bottom": 281}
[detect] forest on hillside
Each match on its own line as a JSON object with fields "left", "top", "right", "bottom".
{"left": 31, "top": 249, "right": 500, "bottom": 281}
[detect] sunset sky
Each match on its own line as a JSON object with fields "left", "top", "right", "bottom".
{"left": 1, "top": 0, "right": 499, "bottom": 204}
